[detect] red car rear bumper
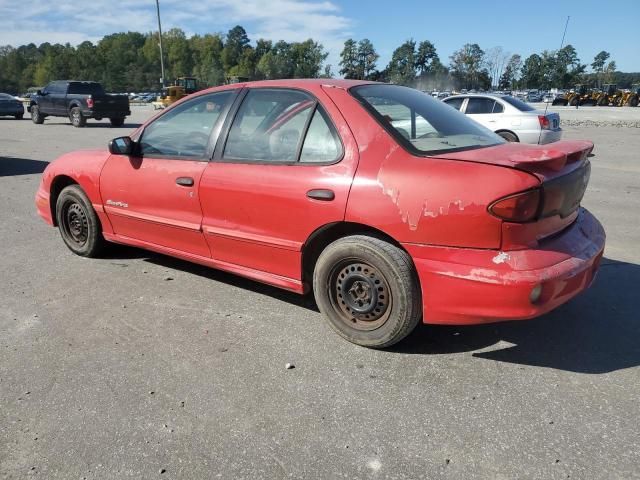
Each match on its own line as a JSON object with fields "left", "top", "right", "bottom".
{"left": 404, "top": 208, "right": 605, "bottom": 325}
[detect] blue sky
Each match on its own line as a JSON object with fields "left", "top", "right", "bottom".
{"left": 0, "top": 0, "right": 637, "bottom": 72}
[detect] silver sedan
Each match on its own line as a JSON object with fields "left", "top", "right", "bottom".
{"left": 443, "top": 93, "right": 562, "bottom": 144}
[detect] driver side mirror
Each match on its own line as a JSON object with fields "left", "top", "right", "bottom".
{"left": 37, "top": 90, "right": 45, "bottom": 96}
{"left": 109, "top": 136, "right": 134, "bottom": 155}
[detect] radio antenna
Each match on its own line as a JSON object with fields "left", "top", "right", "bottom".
{"left": 540, "top": 15, "right": 570, "bottom": 143}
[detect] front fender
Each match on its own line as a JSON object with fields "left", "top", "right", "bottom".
{"left": 36, "top": 150, "right": 113, "bottom": 233}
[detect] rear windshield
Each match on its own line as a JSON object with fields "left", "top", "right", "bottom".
{"left": 68, "top": 82, "right": 104, "bottom": 95}
{"left": 351, "top": 84, "right": 503, "bottom": 155}
{"left": 502, "top": 95, "right": 536, "bottom": 111}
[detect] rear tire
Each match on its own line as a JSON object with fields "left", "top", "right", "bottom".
{"left": 31, "top": 105, "right": 44, "bottom": 124}
{"left": 69, "top": 107, "right": 86, "bottom": 128}
{"left": 55, "top": 185, "right": 105, "bottom": 257}
{"left": 110, "top": 117, "right": 125, "bottom": 127}
{"left": 630, "top": 96, "right": 639, "bottom": 107}
{"left": 313, "top": 235, "right": 422, "bottom": 348}
{"left": 597, "top": 97, "right": 608, "bottom": 106}
{"left": 569, "top": 97, "right": 579, "bottom": 107}
{"left": 497, "top": 131, "right": 518, "bottom": 142}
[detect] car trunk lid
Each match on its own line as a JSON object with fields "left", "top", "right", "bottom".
{"left": 433, "top": 140, "right": 594, "bottom": 248}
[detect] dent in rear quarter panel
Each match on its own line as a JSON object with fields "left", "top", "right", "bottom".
{"left": 323, "top": 86, "right": 540, "bottom": 249}
{"left": 41, "top": 150, "right": 114, "bottom": 234}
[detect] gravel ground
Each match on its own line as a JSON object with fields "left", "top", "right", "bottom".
{"left": 1, "top": 105, "right": 639, "bottom": 479}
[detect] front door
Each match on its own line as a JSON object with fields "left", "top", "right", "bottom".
{"left": 100, "top": 89, "right": 237, "bottom": 257}
{"left": 199, "top": 87, "right": 359, "bottom": 287}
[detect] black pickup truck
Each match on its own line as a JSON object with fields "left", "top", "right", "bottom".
{"left": 29, "top": 80, "right": 130, "bottom": 127}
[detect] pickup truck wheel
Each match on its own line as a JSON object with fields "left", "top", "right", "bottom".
{"left": 70, "top": 107, "right": 87, "bottom": 128}
{"left": 31, "top": 105, "right": 44, "bottom": 124}
{"left": 55, "top": 185, "right": 105, "bottom": 257}
{"left": 110, "top": 117, "right": 125, "bottom": 127}
{"left": 313, "top": 235, "right": 422, "bottom": 348}
{"left": 14, "top": 113, "right": 23, "bottom": 120}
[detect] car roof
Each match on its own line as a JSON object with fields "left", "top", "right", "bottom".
{"left": 199, "top": 78, "right": 376, "bottom": 95}
{"left": 445, "top": 93, "right": 508, "bottom": 100}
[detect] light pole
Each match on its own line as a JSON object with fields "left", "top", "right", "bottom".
{"left": 155, "top": 0, "right": 166, "bottom": 88}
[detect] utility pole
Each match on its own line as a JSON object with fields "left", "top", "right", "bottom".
{"left": 155, "top": 0, "right": 166, "bottom": 88}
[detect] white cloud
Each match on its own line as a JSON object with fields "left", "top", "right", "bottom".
{"left": 0, "top": 0, "right": 351, "bottom": 68}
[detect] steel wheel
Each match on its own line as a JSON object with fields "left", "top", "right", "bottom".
{"left": 329, "top": 260, "right": 392, "bottom": 331}
{"left": 55, "top": 184, "right": 105, "bottom": 257}
{"left": 313, "top": 235, "right": 422, "bottom": 348}
{"left": 61, "top": 201, "right": 89, "bottom": 247}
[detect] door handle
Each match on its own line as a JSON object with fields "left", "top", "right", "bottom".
{"left": 306, "top": 189, "right": 335, "bottom": 201}
{"left": 176, "top": 177, "right": 194, "bottom": 187}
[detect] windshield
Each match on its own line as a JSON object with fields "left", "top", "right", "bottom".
{"left": 351, "top": 84, "right": 503, "bottom": 155}
{"left": 502, "top": 95, "right": 536, "bottom": 111}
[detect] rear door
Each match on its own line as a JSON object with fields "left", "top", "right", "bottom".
{"left": 100, "top": 89, "right": 237, "bottom": 257}
{"left": 199, "top": 87, "right": 359, "bottom": 287}
{"left": 463, "top": 97, "right": 502, "bottom": 130}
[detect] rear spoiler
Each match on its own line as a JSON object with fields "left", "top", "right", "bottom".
{"left": 506, "top": 140, "right": 593, "bottom": 172}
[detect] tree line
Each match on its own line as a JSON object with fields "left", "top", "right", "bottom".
{"left": 0, "top": 26, "right": 638, "bottom": 94}
{"left": 340, "top": 39, "right": 639, "bottom": 90}
{"left": 0, "top": 26, "right": 328, "bottom": 93}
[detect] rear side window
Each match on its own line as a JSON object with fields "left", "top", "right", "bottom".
{"left": 444, "top": 97, "right": 464, "bottom": 110}
{"left": 224, "top": 89, "right": 315, "bottom": 162}
{"left": 492, "top": 102, "right": 504, "bottom": 113}
{"left": 300, "top": 108, "right": 342, "bottom": 163}
{"left": 68, "top": 82, "right": 104, "bottom": 95}
{"left": 465, "top": 98, "right": 496, "bottom": 114}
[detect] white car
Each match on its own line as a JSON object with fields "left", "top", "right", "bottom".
{"left": 442, "top": 94, "right": 562, "bottom": 144}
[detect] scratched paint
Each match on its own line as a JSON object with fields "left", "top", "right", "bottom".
{"left": 492, "top": 251, "right": 511, "bottom": 264}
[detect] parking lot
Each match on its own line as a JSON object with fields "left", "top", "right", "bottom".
{"left": 1, "top": 105, "right": 639, "bottom": 479}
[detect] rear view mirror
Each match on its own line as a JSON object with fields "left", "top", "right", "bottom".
{"left": 109, "top": 136, "right": 134, "bottom": 155}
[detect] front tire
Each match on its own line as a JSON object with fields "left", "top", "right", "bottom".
{"left": 55, "top": 185, "right": 105, "bottom": 257}
{"left": 14, "top": 113, "right": 23, "bottom": 120}
{"left": 31, "top": 105, "right": 44, "bottom": 124}
{"left": 313, "top": 235, "right": 422, "bottom": 348}
{"left": 69, "top": 107, "right": 87, "bottom": 127}
{"left": 110, "top": 117, "right": 125, "bottom": 127}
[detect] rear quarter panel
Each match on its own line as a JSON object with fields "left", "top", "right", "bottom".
{"left": 323, "top": 86, "right": 540, "bottom": 249}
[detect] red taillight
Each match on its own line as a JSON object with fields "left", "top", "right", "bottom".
{"left": 489, "top": 189, "right": 541, "bottom": 222}
{"left": 538, "top": 115, "right": 550, "bottom": 130}
{"left": 86, "top": 97, "right": 94, "bottom": 108}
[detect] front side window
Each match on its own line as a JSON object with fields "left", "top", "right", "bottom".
{"left": 140, "top": 90, "right": 235, "bottom": 158}
{"left": 352, "top": 85, "right": 503, "bottom": 155}
{"left": 223, "top": 89, "right": 315, "bottom": 162}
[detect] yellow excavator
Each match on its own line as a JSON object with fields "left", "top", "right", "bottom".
{"left": 154, "top": 77, "right": 200, "bottom": 109}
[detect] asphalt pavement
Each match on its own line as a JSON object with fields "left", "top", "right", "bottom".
{"left": 1, "top": 106, "right": 639, "bottom": 479}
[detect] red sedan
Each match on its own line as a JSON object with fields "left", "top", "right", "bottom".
{"left": 35, "top": 79, "right": 605, "bottom": 348}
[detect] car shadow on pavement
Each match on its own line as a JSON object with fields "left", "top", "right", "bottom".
{"left": 0, "top": 156, "right": 49, "bottom": 176}
{"left": 101, "top": 246, "right": 639, "bottom": 373}
{"left": 27, "top": 118, "right": 142, "bottom": 129}
{"left": 393, "top": 257, "right": 640, "bottom": 374}
{"left": 102, "top": 245, "right": 319, "bottom": 312}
